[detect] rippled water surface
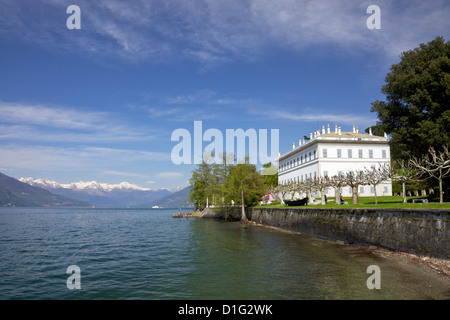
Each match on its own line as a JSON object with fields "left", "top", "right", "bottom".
{"left": 0, "top": 207, "right": 448, "bottom": 299}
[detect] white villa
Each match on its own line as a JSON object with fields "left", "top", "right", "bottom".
{"left": 277, "top": 124, "right": 392, "bottom": 198}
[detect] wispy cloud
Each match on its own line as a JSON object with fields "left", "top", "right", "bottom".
{"left": 0, "top": 145, "right": 171, "bottom": 172}
{"left": 103, "top": 170, "right": 152, "bottom": 178}
{"left": 1, "top": 1, "right": 448, "bottom": 64}
{"left": 156, "top": 172, "right": 183, "bottom": 179}
{"left": 0, "top": 101, "right": 160, "bottom": 143}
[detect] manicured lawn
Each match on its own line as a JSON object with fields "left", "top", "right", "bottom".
{"left": 257, "top": 196, "right": 450, "bottom": 209}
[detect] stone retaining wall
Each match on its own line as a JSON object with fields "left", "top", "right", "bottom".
{"left": 248, "top": 207, "right": 450, "bottom": 260}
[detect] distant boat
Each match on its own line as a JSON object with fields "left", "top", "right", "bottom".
{"left": 152, "top": 205, "right": 160, "bottom": 208}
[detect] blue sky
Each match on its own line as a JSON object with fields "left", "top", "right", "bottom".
{"left": 0, "top": 0, "right": 449, "bottom": 189}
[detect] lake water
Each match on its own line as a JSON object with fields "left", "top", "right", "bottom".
{"left": 0, "top": 207, "right": 448, "bottom": 300}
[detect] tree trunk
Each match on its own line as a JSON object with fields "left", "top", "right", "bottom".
{"left": 335, "top": 187, "right": 341, "bottom": 205}
{"left": 352, "top": 186, "right": 358, "bottom": 204}
{"left": 241, "top": 189, "right": 248, "bottom": 221}
{"left": 321, "top": 189, "right": 326, "bottom": 205}
{"left": 439, "top": 174, "right": 443, "bottom": 204}
{"left": 308, "top": 190, "right": 314, "bottom": 205}
{"left": 374, "top": 185, "right": 378, "bottom": 204}
{"left": 402, "top": 182, "right": 407, "bottom": 203}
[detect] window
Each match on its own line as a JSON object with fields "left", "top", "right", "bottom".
{"left": 358, "top": 149, "right": 363, "bottom": 158}
{"left": 313, "top": 150, "right": 316, "bottom": 159}
{"left": 382, "top": 150, "right": 387, "bottom": 158}
{"left": 301, "top": 155, "right": 303, "bottom": 163}
{"left": 349, "top": 187, "right": 353, "bottom": 194}
{"left": 324, "top": 171, "right": 328, "bottom": 177}
{"left": 348, "top": 149, "right": 352, "bottom": 158}
{"left": 314, "top": 172, "right": 317, "bottom": 179}
{"left": 309, "top": 152, "right": 312, "bottom": 161}
{"left": 325, "top": 188, "right": 328, "bottom": 194}
{"left": 369, "top": 149, "right": 373, "bottom": 158}
{"left": 323, "top": 148, "right": 327, "bottom": 158}
{"left": 297, "top": 157, "right": 300, "bottom": 165}
{"left": 384, "top": 186, "right": 388, "bottom": 194}
{"left": 360, "top": 186, "right": 364, "bottom": 194}
{"left": 338, "top": 171, "right": 343, "bottom": 177}
{"left": 370, "top": 186, "right": 375, "bottom": 193}
{"left": 337, "top": 149, "right": 342, "bottom": 158}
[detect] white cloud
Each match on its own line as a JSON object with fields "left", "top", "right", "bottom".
{"left": 1, "top": 1, "right": 448, "bottom": 64}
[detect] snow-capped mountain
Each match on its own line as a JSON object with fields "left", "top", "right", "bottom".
{"left": 19, "top": 178, "right": 152, "bottom": 192}
{"left": 19, "top": 178, "right": 172, "bottom": 207}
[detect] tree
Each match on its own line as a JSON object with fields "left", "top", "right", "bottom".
{"left": 328, "top": 174, "right": 347, "bottom": 204}
{"left": 261, "top": 162, "right": 278, "bottom": 189}
{"left": 313, "top": 176, "right": 331, "bottom": 205}
{"left": 364, "top": 164, "right": 390, "bottom": 204}
{"left": 188, "top": 155, "right": 216, "bottom": 210}
{"left": 410, "top": 146, "right": 450, "bottom": 203}
{"left": 344, "top": 170, "right": 365, "bottom": 204}
{"left": 390, "top": 159, "right": 418, "bottom": 203}
{"left": 275, "top": 184, "right": 288, "bottom": 204}
{"left": 370, "top": 36, "right": 450, "bottom": 160}
{"left": 225, "top": 160, "right": 266, "bottom": 221}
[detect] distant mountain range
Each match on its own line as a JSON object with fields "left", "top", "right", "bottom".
{"left": 144, "top": 186, "right": 192, "bottom": 208}
{"left": 0, "top": 172, "right": 90, "bottom": 207}
{"left": 18, "top": 177, "right": 191, "bottom": 208}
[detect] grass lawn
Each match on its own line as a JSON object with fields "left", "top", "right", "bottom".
{"left": 257, "top": 196, "right": 450, "bottom": 209}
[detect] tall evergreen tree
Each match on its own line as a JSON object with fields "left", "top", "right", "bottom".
{"left": 371, "top": 36, "right": 450, "bottom": 160}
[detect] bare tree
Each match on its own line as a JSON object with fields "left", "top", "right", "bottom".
{"left": 328, "top": 174, "right": 347, "bottom": 204}
{"left": 364, "top": 163, "right": 390, "bottom": 204}
{"left": 275, "top": 184, "right": 288, "bottom": 204}
{"left": 390, "top": 159, "right": 417, "bottom": 203}
{"left": 292, "top": 180, "right": 307, "bottom": 200}
{"left": 344, "top": 170, "right": 365, "bottom": 204}
{"left": 313, "top": 176, "right": 331, "bottom": 205}
{"left": 303, "top": 178, "right": 317, "bottom": 205}
{"left": 410, "top": 146, "right": 450, "bottom": 204}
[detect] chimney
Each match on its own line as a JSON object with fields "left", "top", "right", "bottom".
{"left": 369, "top": 127, "right": 373, "bottom": 135}
{"left": 322, "top": 126, "right": 326, "bottom": 135}
{"left": 293, "top": 142, "right": 295, "bottom": 149}
{"left": 299, "top": 139, "right": 302, "bottom": 146}
{"left": 352, "top": 124, "right": 356, "bottom": 133}
{"left": 335, "top": 124, "right": 338, "bottom": 134}
{"left": 313, "top": 131, "right": 316, "bottom": 139}
{"left": 356, "top": 126, "right": 359, "bottom": 133}
{"left": 384, "top": 132, "right": 388, "bottom": 138}
{"left": 327, "top": 124, "right": 330, "bottom": 134}
{"left": 338, "top": 126, "right": 342, "bottom": 135}
{"left": 310, "top": 132, "right": 313, "bottom": 140}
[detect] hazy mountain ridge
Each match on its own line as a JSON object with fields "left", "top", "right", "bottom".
{"left": 145, "top": 186, "right": 192, "bottom": 208}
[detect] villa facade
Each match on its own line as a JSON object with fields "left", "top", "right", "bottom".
{"left": 277, "top": 124, "right": 392, "bottom": 198}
